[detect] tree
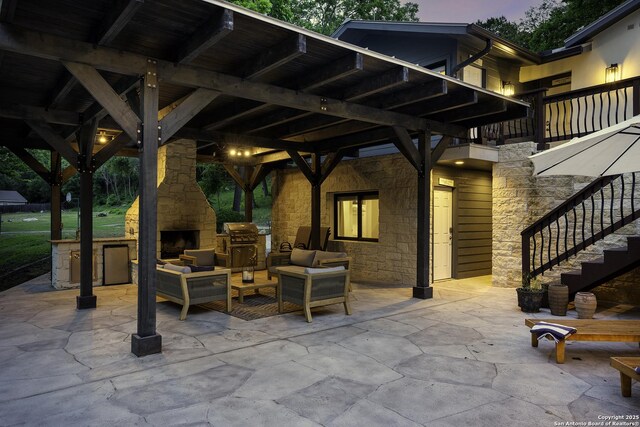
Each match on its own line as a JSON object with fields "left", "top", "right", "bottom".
{"left": 229, "top": 0, "right": 419, "bottom": 35}
{"left": 477, "top": 0, "right": 627, "bottom": 53}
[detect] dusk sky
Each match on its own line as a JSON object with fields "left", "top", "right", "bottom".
{"left": 409, "top": 0, "right": 545, "bottom": 23}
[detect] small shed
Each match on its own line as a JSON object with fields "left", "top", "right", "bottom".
{"left": 0, "top": 190, "right": 27, "bottom": 206}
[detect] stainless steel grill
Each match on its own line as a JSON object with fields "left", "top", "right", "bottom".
{"left": 222, "top": 223, "right": 258, "bottom": 268}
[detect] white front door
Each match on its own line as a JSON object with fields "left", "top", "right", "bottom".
{"left": 433, "top": 189, "right": 453, "bottom": 280}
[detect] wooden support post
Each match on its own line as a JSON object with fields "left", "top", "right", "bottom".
{"left": 50, "top": 152, "right": 62, "bottom": 240}
{"left": 244, "top": 166, "right": 253, "bottom": 222}
{"left": 132, "top": 60, "right": 162, "bottom": 357}
{"left": 414, "top": 130, "right": 433, "bottom": 299}
{"left": 310, "top": 154, "right": 322, "bottom": 250}
{"left": 76, "top": 119, "right": 98, "bottom": 310}
{"left": 535, "top": 89, "right": 547, "bottom": 151}
{"left": 77, "top": 166, "right": 96, "bottom": 309}
{"left": 633, "top": 78, "right": 640, "bottom": 116}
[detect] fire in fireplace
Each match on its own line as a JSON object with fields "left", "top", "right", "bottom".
{"left": 160, "top": 230, "right": 200, "bottom": 259}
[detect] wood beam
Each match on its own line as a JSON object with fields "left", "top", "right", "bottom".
{"left": 297, "top": 52, "right": 364, "bottom": 92}
{"left": 318, "top": 151, "right": 344, "bottom": 185}
{"left": 419, "top": 90, "right": 478, "bottom": 116}
{"left": 286, "top": 150, "right": 316, "bottom": 184}
{"left": 203, "top": 52, "right": 363, "bottom": 131}
{"left": 177, "top": 127, "right": 315, "bottom": 152}
{"left": 160, "top": 89, "right": 219, "bottom": 143}
{"left": 239, "top": 33, "right": 306, "bottom": 80}
{"left": 248, "top": 164, "right": 271, "bottom": 191}
{"left": 342, "top": 66, "right": 410, "bottom": 102}
{"left": 47, "top": 76, "right": 78, "bottom": 109}
{"left": 244, "top": 166, "right": 253, "bottom": 222}
{"left": 223, "top": 164, "right": 245, "bottom": 189}
{"left": 176, "top": 9, "right": 233, "bottom": 64}
{"left": 0, "top": 104, "right": 81, "bottom": 126}
{"left": 310, "top": 154, "right": 322, "bottom": 250}
{"left": 76, "top": 118, "right": 99, "bottom": 169}
{"left": 432, "top": 99, "right": 507, "bottom": 123}
{"left": 132, "top": 59, "right": 162, "bottom": 356}
{"left": 371, "top": 80, "right": 448, "bottom": 109}
{"left": 8, "top": 146, "right": 51, "bottom": 182}
{"left": 95, "top": 0, "right": 144, "bottom": 45}
{"left": 393, "top": 126, "right": 422, "bottom": 172}
{"left": 311, "top": 126, "right": 396, "bottom": 153}
{"left": 430, "top": 135, "right": 453, "bottom": 168}
{"left": 93, "top": 133, "right": 132, "bottom": 169}
{"left": 62, "top": 165, "right": 76, "bottom": 183}
{"left": 0, "top": 24, "right": 443, "bottom": 132}
{"left": 25, "top": 120, "right": 78, "bottom": 166}
{"left": 63, "top": 61, "right": 139, "bottom": 140}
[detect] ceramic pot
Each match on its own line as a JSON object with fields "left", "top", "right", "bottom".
{"left": 575, "top": 292, "right": 597, "bottom": 319}
{"left": 548, "top": 284, "right": 568, "bottom": 316}
{"left": 516, "top": 288, "right": 544, "bottom": 313}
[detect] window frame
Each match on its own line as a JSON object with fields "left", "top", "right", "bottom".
{"left": 333, "top": 191, "right": 379, "bottom": 242}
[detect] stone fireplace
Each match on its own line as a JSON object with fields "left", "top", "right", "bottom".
{"left": 125, "top": 139, "right": 217, "bottom": 258}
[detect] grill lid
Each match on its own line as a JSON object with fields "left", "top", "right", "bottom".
{"left": 224, "top": 222, "right": 259, "bottom": 235}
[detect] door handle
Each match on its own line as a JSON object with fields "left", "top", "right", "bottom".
{"left": 449, "top": 227, "right": 453, "bottom": 240}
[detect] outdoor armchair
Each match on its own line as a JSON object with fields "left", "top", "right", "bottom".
{"left": 277, "top": 265, "right": 351, "bottom": 322}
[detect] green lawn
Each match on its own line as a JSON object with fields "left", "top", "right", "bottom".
{"left": 1, "top": 189, "right": 272, "bottom": 290}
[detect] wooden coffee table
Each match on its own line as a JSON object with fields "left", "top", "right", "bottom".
{"left": 231, "top": 280, "right": 279, "bottom": 303}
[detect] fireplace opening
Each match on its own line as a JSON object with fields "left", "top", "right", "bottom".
{"left": 160, "top": 230, "right": 200, "bottom": 259}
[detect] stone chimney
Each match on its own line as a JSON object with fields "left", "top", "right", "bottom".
{"left": 125, "top": 139, "right": 217, "bottom": 257}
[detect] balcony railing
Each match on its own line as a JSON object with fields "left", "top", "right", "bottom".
{"left": 480, "top": 76, "right": 640, "bottom": 148}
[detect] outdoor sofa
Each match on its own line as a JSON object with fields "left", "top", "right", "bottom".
{"left": 267, "top": 247, "right": 350, "bottom": 279}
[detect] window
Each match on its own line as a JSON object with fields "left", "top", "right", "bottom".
{"left": 334, "top": 191, "right": 379, "bottom": 242}
{"left": 463, "top": 65, "right": 485, "bottom": 88}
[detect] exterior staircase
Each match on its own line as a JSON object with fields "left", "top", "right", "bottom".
{"left": 521, "top": 172, "right": 640, "bottom": 299}
{"left": 561, "top": 236, "right": 640, "bottom": 299}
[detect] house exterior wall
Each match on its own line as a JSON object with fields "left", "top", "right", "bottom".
{"left": 519, "top": 9, "right": 640, "bottom": 90}
{"left": 271, "top": 154, "right": 493, "bottom": 285}
{"left": 492, "top": 142, "right": 640, "bottom": 304}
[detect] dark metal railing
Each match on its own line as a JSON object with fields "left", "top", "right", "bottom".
{"left": 521, "top": 172, "right": 640, "bottom": 282}
{"left": 480, "top": 77, "right": 640, "bottom": 147}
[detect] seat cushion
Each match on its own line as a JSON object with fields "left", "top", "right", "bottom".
{"left": 163, "top": 263, "right": 191, "bottom": 274}
{"left": 184, "top": 248, "right": 216, "bottom": 266}
{"left": 290, "top": 248, "right": 317, "bottom": 267}
{"left": 304, "top": 266, "right": 345, "bottom": 274}
{"left": 312, "top": 251, "right": 347, "bottom": 267}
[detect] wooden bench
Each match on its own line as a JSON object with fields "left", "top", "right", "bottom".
{"left": 610, "top": 357, "right": 640, "bottom": 397}
{"left": 525, "top": 319, "right": 640, "bottom": 364}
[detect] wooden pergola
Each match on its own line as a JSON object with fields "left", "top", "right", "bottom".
{"left": 0, "top": 0, "right": 528, "bottom": 355}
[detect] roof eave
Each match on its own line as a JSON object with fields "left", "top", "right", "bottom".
{"left": 564, "top": 0, "right": 640, "bottom": 47}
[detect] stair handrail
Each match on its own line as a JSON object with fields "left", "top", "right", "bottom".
{"left": 521, "top": 172, "right": 640, "bottom": 282}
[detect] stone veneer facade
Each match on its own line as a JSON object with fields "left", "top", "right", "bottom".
{"left": 125, "top": 139, "right": 217, "bottom": 257}
{"left": 492, "top": 142, "right": 640, "bottom": 304}
{"left": 272, "top": 153, "right": 421, "bottom": 285}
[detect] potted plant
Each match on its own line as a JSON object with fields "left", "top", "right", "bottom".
{"left": 516, "top": 274, "right": 544, "bottom": 313}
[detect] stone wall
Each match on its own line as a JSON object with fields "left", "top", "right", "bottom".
{"left": 125, "top": 139, "right": 217, "bottom": 257}
{"left": 272, "top": 154, "right": 420, "bottom": 285}
{"left": 492, "top": 142, "right": 640, "bottom": 304}
{"left": 272, "top": 153, "right": 492, "bottom": 286}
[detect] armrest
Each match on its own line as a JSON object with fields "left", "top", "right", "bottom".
{"left": 267, "top": 252, "right": 292, "bottom": 268}
{"left": 215, "top": 252, "right": 229, "bottom": 267}
{"left": 317, "top": 257, "right": 351, "bottom": 270}
{"left": 179, "top": 254, "right": 197, "bottom": 266}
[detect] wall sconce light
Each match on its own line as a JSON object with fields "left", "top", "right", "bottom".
{"left": 605, "top": 63, "right": 621, "bottom": 83}
{"left": 502, "top": 81, "right": 515, "bottom": 97}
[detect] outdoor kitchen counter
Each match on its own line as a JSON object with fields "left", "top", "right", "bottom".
{"left": 50, "top": 238, "right": 137, "bottom": 290}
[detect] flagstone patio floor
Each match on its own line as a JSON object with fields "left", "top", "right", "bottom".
{"left": 0, "top": 273, "right": 638, "bottom": 426}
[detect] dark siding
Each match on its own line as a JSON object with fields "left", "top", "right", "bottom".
{"left": 434, "top": 167, "right": 492, "bottom": 279}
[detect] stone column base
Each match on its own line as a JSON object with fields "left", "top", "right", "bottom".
{"left": 413, "top": 286, "right": 433, "bottom": 299}
{"left": 76, "top": 295, "right": 97, "bottom": 309}
{"left": 131, "top": 334, "right": 162, "bottom": 357}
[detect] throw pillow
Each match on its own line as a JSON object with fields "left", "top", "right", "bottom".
{"left": 163, "top": 263, "right": 191, "bottom": 274}
{"left": 290, "top": 248, "right": 317, "bottom": 267}
{"left": 189, "top": 265, "right": 215, "bottom": 272}
{"left": 156, "top": 259, "right": 166, "bottom": 265}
